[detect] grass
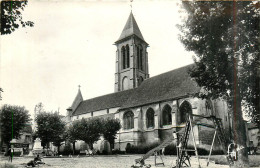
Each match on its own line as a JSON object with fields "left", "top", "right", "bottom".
{"left": 0, "top": 163, "right": 17, "bottom": 168}
{"left": 203, "top": 155, "right": 260, "bottom": 167}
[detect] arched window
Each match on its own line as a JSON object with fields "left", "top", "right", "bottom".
{"left": 122, "top": 76, "right": 128, "bottom": 91}
{"left": 146, "top": 108, "right": 155, "bottom": 128}
{"left": 162, "top": 105, "right": 172, "bottom": 126}
{"left": 123, "top": 111, "right": 134, "bottom": 129}
{"left": 205, "top": 100, "right": 213, "bottom": 115}
{"left": 126, "top": 45, "right": 130, "bottom": 68}
{"left": 121, "top": 46, "right": 126, "bottom": 69}
{"left": 136, "top": 45, "right": 140, "bottom": 69}
{"left": 179, "top": 101, "right": 192, "bottom": 123}
{"left": 137, "top": 45, "right": 143, "bottom": 70}
{"left": 139, "top": 46, "right": 143, "bottom": 70}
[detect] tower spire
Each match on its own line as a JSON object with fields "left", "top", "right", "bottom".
{"left": 114, "top": 11, "right": 149, "bottom": 92}
{"left": 130, "top": 0, "right": 133, "bottom": 12}
{"left": 115, "top": 11, "right": 146, "bottom": 44}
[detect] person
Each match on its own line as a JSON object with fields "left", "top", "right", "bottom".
{"left": 27, "top": 154, "right": 45, "bottom": 167}
{"left": 26, "top": 160, "right": 36, "bottom": 167}
{"left": 8, "top": 147, "right": 14, "bottom": 162}
{"left": 20, "top": 148, "right": 24, "bottom": 156}
{"left": 34, "top": 154, "right": 44, "bottom": 164}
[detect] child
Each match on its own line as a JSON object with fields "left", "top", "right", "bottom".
{"left": 34, "top": 154, "right": 44, "bottom": 164}
{"left": 8, "top": 147, "right": 14, "bottom": 162}
{"left": 27, "top": 154, "right": 45, "bottom": 167}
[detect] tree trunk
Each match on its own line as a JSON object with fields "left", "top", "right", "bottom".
{"left": 109, "top": 138, "right": 114, "bottom": 150}
{"left": 231, "top": 95, "right": 249, "bottom": 168}
{"left": 230, "top": 58, "right": 249, "bottom": 168}
{"left": 231, "top": 3, "right": 249, "bottom": 165}
{"left": 3, "top": 142, "right": 9, "bottom": 156}
{"left": 57, "top": 145, "right": 60, "bottom": 155}
{"left": 72, "top": 142, "right": 75, "bottom": 155}
{"left": 46, "top": 141, "right": 50, "bottom": 149}
{"left": 88, "top": 143, "right": 93, "bottom": 150}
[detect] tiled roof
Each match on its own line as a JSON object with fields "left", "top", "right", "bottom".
{"left": 73, "top": 89, "right": 135, "bottom": 116}
{"left": 120, "top": 64, "right": 200, "bottom": 109}
{"left": 72, "top": 64, "right": 200, "bottom": 116}
{"left": 115, "top": 12, "right": 145, "bottom": 43}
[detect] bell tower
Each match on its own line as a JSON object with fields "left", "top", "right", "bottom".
{"left": 114, "top": 12, "right": 149, "bottom": 92}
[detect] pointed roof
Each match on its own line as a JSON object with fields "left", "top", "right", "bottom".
{"left": 116, "top": 12, "right": 145, "bottom": 43}
{"left": 70, "top": 87, "right": 83, "bottom": 113}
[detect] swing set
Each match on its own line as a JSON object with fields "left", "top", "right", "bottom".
{"left": 132, "top": 113, "right": 234, "bottom": 168}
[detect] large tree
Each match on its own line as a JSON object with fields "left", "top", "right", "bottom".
{"left": 179, "top": 1, "right": 259, "bottom": 167}
{"left": 0, "top": 1, "right": 34, "bottom": 101}
{"left": 101, "top": 118, "right": 121, "bottom": 149}
{"left": 66, "top": 120, "right": 82, "bottom": 154}
{"left": 78, "top": 118, "right": 103, "bottom": 150}
{"left": 66, "top": 117, "right": 121, "bottom": 153}
{"left": 0, "top": 104, "right": 31, "bottom": 151}
{"left": 1, "top": 0, "right": 34, "bottom": 35}
{"left": 52, "top": 133, "right": 65, "bottom": 155}
{"left": 35, "top": 112, "right": 65, "bottom": 150}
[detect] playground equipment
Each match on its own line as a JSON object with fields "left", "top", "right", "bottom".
{"left": 134, "top": 136, "right": 175, "bottom": 167}
{"left": 175, "top": 114, "right": 200, "bottom": 168}
{"left": 132, "top": 113, "right": 234, "bottom": 168}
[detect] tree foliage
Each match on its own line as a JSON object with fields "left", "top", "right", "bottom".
{"left": 1, "top": 0, "right": 34, "bottom": 35}
{"left": 34, "top": 102, "right": 45, "bottom": 114}
{"left": 66, "top": 120, "right": 81, "bottom": 143}
{"left": 52, "top": 133, "right": 66, "bottom": 154}
{"left": 0, "top": 104, "right": 31, "bottom": 146}
{"left": 78, "top": 118, "right": 103, "bottom": 149}
{"left": 66, "top": 117, "right": 121, "bottom": 150}
{"left": 102, "top": 118, "right": 121, "bottom": 147}
{"left": 179, "top": 1, "right": 259, "bottom": 167}
{"left": 66, "top": 120, "right": 83, "bottom": 154}
{"left": 35, "top": 112, "right": 65, "bottom": 148}
{"left": 0, "top": 88, "right": 3, "bottom": 100}
{"left": 179, "top": 1, "right": 260, "bottom": 124}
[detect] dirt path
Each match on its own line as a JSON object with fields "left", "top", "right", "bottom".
{"left": 0, "top": 155, "right": 236, "bottom": 168}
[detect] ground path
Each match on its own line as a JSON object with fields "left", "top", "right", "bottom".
{"left": 0, "top": 155, "right": 256, "bottom": 168}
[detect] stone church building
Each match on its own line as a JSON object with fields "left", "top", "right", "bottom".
{"left": 66, "top": 12, "right": 231, "bottom": 151}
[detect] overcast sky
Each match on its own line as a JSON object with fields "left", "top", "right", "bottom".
{"left": 0, "top": 0, "right": 194, "bottom": 118}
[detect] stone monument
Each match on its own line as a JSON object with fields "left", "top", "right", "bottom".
{"left": 33, "top": 138, "right": 43, "bottom": 154}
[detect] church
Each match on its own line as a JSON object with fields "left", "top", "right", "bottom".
{"left": 66, "top": 12, "right": 231, "bottom": 151}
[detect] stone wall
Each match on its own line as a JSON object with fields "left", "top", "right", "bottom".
{"left": 114, "top": 96, "right": 230, "bottom": 152}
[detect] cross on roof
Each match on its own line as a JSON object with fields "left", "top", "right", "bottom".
{"left": 130, "top": 0, "right": 133, "bottom": 11}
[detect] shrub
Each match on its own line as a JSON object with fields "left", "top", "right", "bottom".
{"left": 196, "top": 148, "right": 209, "bottom": 155}
{"left": 211, "top": 149, "right": 224, "bottom": 155}
{"left": 125, "top": 143, "right": 132, "bottom": 153}
{"left": 125, "top": 141, "right": 225, "bottom": 156}
{"left": 125, "top": 142, "right": 161, "bottom": 154}
{"left": 112, "top": 149, "right": 125, "bottom": 155}
{"left": 164, "top": 144, "right": 177, "bottom": 155}
{"left": 61, "top": 144, "right": 73, "bottom": 155}
{"left": 74, "top": 150, "right": 80, "bottom": 155}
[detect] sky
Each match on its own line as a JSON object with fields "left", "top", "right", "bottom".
{"left": 0, "top": 0, "right": 194, "bottom": 119}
